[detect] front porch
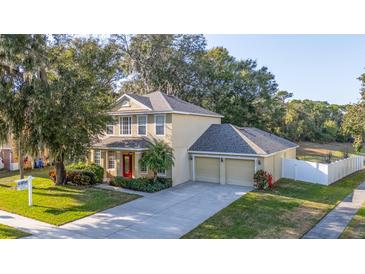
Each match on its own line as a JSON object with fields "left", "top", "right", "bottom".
{"left": 90, "top": 137, "right": 153, "bottom": 181}
{"left": 91, "top": 150, "right": 150, "bottom": 181}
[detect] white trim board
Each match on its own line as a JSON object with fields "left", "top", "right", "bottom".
{"left": 108, "top": 110, "right": 223, "bottom": 118}
{"left": 92, "top": 147, "right": 148, "bottom": 151}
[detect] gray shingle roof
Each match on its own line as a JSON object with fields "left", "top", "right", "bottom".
{"left": 93, "top": 137, "right": 151, "bottom": 150}
{"left": 144, "top": 91, "right": 172, "bottom": 111}
{"left": 123, "top": 91, "right": 222, "bottom": 117}
{"left": 189, "top": 124, "right": 298, "bottom": 155}
{"left": 127, "top": 93, "right": 153, "bottom": 109}
{"left": 236, "top": 127, "right": 298, "bottom": 154}
{"left": 189, "top": 124, "right": 257, "bottom": 154}
{"left": 160, "top": 92, "right": 221, "bottom": 116}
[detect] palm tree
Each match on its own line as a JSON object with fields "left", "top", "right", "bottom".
{"left": 139, "top": 139, "right": 174, "bottom": 182}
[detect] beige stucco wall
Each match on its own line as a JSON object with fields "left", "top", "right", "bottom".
{"left": 171, "top": 114, "right": 221, "bottom": 185}
{"left": 103, "top": 113, "right": 172, "bottom": 145}
{"left": 260, "top": 148, "right": 297, "bottom": 182}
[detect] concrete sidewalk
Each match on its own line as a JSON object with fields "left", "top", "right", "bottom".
{"left": 303, "top": 181, "right": 365, "bottom": 239}
{"left": 0, "top": 210, "right": 88, "bottom": 239}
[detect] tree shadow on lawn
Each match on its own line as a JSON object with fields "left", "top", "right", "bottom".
{"left": 31, "top": 204, "right": 93, "bottom": 216}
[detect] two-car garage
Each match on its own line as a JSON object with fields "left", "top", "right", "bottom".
{"left": 194, "top": 156, "right": 255, "bottom": 187}
{"left": 188, "top": 124, "right": 299, "bottom": 187}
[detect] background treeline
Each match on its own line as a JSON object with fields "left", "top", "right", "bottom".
{"left": 116, "top": 34, "right": 350, "bottom": 143}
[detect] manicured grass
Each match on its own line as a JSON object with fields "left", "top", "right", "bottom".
{"left": 0, "top": 166, "right": 51, "bottom": 179}
{"left": 297, "top": 142, "right": 365, "bottom": 163}
{"left": 0, "top": 168, "right": 141, "bottom": 226}
{"left": 0, "top": 224, "right": 30, "bottom": 239}
{"left": 340, "top": 205, "right": 365, "bottom": 239}
{"left": 183, "top": 170, "right": 365, "bottom": 239}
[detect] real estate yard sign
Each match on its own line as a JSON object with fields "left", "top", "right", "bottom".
{"left": 16, "top": 176, "right": 33, "bottom": 206}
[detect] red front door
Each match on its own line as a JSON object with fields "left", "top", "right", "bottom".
{"left": 122, "top": 154, "right": 132, "bottom": 178}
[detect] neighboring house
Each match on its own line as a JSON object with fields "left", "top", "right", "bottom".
{"left": 89, "top": 91, "right": 298, "bottom": 187}
{"left": 0, "top": 136, "right": 49, "bottom": 171}
{"left": 0, "top": 140, "right": 19, "bottom": 171}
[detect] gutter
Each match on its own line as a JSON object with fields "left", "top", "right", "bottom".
{"left": 188, "top": 146, "right": 299, "bottom": 158}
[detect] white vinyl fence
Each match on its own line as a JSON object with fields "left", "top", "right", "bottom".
{"left": 282, "top": 156, "right": 364, "bottom": 185}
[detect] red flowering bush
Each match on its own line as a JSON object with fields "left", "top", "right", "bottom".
{"left": 253, "top": 170, "right": 273, "bottom": 190}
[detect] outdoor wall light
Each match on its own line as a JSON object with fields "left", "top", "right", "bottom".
{"left": 189, "top": 155, "right": 193, "bottom": 160}
{"left": 258, "top": 160, "right": 261, "bottom": 165}
{"left": 221, "top": 157, "right": 224, "bottom": 162}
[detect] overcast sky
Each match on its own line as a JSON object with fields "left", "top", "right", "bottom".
{"left": 205, "top": 35, "right": 365, "bottom": 105}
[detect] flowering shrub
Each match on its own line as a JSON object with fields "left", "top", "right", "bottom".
{"left": 253, "top": 170, "right": 273, "bottom": 190}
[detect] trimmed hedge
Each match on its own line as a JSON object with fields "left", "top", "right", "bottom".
{"left": 66, "top": 162, "right": 104, "bottom": 183}
{"left": 110, "top": 177, "right": 172, "bottom": 193}
{"left": 67, "top": 170, "right": 97, "bottom": 186}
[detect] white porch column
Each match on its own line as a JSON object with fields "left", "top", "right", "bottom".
{"left": 105, "top": 150, "right": 109, "bottom": 170}
{"left": 134, "top": 152, "right": 141, "bottom": 178}
{"left": 116, "top": 151, "right": 122, "bottom": 176}
{"left": 90, "top": 150, "right": 94, "bottom": 164}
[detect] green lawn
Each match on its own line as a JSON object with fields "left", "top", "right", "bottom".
{"left": 183, "top": 170, "right": 365, "bottom": 239}
{"left": 0, "top": 167, "right": 140, "bottom": 226}
{"left": 340, "top": 204, "right": 365, "bottom": 239}
{"left": 0, "top": 224, "right": 30, "bottom": 239}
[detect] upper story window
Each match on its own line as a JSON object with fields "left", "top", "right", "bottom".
{"left": 106, "top": 124, "right": 114, "bottom": 135}
{"left": 94, "top": 150, "right": 101, "bottom": 165}
{"left": 120, "top": 116, "right": 132, "bottom": 135}
{"left": 137, "top": 115, "right": 147, "bottom": 136}
{"left": 155, "top": 115, "right": 165, "bottom": 136}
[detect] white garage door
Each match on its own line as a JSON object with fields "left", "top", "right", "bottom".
{"left": 226, "top": 159, "right": 254, "bottom": 186}
{"left": 195, "top": 157, "right": 220, "bottom": 183}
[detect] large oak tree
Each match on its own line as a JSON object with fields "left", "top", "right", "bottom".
{"left": 0, "top": 34, "right": 49, "bottom": 178}
{"left": 29, "top": 36, "right": 120, "bottom": 184}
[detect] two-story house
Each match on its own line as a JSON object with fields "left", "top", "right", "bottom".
{"left": 90, "top": 91, "right": 222, "bottom": 185}
{"left": 90, "top": 91, "right": 298, "bottom": 187}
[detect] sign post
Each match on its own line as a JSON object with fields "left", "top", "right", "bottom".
{"left": 15, "top": 176, "right": 32, "bottom": 206}
{"left": 28, "top": 176, "right": 32, "bottom": 206}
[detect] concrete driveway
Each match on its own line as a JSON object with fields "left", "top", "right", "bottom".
{"left": 55, "top": 181, "right": 252, "bottom": 239}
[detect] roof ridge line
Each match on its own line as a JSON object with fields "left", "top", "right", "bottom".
{"left": 230, "top": 124, "right": 267, "bottom": 155}
{"left": 159, "top": 91, "right": 173, "bottom": 111}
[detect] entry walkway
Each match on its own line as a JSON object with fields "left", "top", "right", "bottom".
{"left": 303, "top": 181, "right": 365, "bottom": 239}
